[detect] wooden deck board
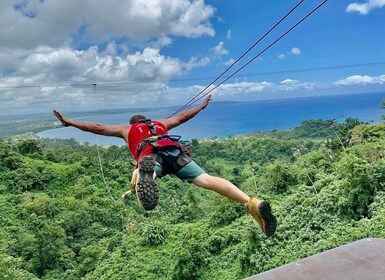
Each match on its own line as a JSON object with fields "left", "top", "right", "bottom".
{"left": 245, "top": 238, "right": 385, "bottom": 280}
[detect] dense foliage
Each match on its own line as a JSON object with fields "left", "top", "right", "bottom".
{"left": 0, "top": 119, "right": 384, "bottom": 279}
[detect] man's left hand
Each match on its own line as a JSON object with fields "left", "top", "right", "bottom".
{"left": 201, "top": 94, "right": 212, "bottom": 109}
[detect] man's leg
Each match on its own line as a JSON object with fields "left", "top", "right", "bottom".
{"left": 192, "top": 173, "right": 277, "bottom": 237}
{"left": 191, "top": 173, "right": 250, "bottom": 204}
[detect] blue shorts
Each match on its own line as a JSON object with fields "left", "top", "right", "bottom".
{"left": 154, "top": 147, "right": 205, "bottom": 182}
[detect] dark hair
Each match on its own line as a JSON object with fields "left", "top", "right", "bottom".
{"left": 129, "top": 114, "right": 146, "bottom": 124}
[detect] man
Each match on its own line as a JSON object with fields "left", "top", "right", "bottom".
{"left": 53, "top": 95, "right": 277, "bottom": 237}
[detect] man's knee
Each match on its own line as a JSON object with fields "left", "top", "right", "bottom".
{"left": 192, "top": 173, "right": 211, "bottom": 188}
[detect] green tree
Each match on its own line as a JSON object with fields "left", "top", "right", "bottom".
{"left": 17, "top": 139, "right": 43, "bottom": 156}
{"left": 336, "top": 153, "right": 374, "bottom": 219}
{"left": 0, "top": 140, "right": 22, "bottom": 170}
{"left": 172, "top": 237, "right": 208, "bottom": 280}
{"left": 20, "top": 219, "right": 74, "bottom": 277}
{"left": 264, "top": 160, "right": 298, "bottom": 193}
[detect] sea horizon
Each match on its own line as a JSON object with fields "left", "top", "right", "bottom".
{"left": 36, "top": 91, "right": 385, "bottom": 146}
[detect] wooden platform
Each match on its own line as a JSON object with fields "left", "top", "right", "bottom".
{"left": 246, "top": 238, "right": 385, "bottom": 280}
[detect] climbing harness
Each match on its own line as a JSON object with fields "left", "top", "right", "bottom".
{"left": 121, "top": 119, "right": 192, "bottom": 200}
{"left": 134, "top": 119, "right": 192, "bottom": 174}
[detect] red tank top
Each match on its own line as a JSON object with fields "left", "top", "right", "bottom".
{"left": 128, "top": 121, "right": 170, "bottom": 161}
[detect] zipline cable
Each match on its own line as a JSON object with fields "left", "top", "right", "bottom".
{"left": 167, "top": 0, "right": 305, "bottom": 118}
{"left": 176, "top": 0, "right": 329, "bottom": 108}
{"left": 93, "top": 83, "right": 116, "bottom": 202}
{"left": 195, "top": 0, "right": 330, "bottom": 104}
{"left": 168, "top": 0, "right": 329, "bottom": 117}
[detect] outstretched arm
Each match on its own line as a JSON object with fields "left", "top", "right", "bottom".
{"left": 53, "top": 110, "right": 129, "bottom": 139}
{"left": 160, "top": 94, "right": 212, "bottom": 130}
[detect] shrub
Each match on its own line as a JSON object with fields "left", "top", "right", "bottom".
{"left": 140, "top": 221, "right": 168, "bottom": 245}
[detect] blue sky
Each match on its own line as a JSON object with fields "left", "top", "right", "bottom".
{"left": 0, "top": 0, "right": 384, "bottom": 115}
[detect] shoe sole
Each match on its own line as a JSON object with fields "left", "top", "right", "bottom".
{"left": 258, "top": 200, "right": 277, "bottom": 237}
{"left": 136, "top": 156, "right": 159, "bottom": 210}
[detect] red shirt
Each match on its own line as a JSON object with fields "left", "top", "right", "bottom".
{"left": 128, "top": 121, "right": 172, "bottom": 162}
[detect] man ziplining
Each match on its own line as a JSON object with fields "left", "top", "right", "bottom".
{"left": 53, "top": 94, "right": 277, "bottom": 237}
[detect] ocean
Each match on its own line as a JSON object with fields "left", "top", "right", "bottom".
{"left": 37, "top": 92, "right": 385, "bottom": 146}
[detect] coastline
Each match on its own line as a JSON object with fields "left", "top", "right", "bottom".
{"left": 36, "top": 91, "right": 385, "bottom": 145}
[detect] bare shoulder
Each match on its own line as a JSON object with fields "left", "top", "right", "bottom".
{"left": 113, "top": 124, "right": 131, "bottom": 142}
{"left": 101, "top": 123, "right": 131, "bottom": 140}
{"left": 120, "top": 124, "right": 131, "bottom": 140}
{"left": 157, "top": 117, "right": 181, "bottom": 130}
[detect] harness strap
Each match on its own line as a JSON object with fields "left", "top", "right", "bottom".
{"left": 139, "top": 119, "right": 157, "bottom": 136}
{"left": 136, "top": 136, "right": 158, "bottom": 158}
{"left": 172, "top": 153, "right": 192, "bottom": 173}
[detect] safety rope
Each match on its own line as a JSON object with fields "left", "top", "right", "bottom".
{"left": 92, "top": 83, "right": 116, "bottom": 202}
{"left": 167, "top": 0, "right": 329, "bottom": 118}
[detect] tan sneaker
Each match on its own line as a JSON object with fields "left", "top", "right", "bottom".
{"left": 244, "top": 198, "right": 277, "bottom": 237}
{"left": 121, "top": 169, "right": 140, "bottom": 199}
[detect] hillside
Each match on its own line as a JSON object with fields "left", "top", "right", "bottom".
{"left": 0, "top": 120, "right": 385, "bottom": 279}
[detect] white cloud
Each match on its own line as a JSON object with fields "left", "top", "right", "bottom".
{"left": 0, "top": 0, "right": 220, "bottom": 116}
{"left": 1, "top": 39, "right": 237, "bottom": 114}
{"left": 0, "top": 45, "right": 188, "bottom": 113}
{"left": 197, "top": 79, "right": 314, "bottom": 98}
{"left": 218, "top": 81, "right": 273, "bottom": 95}
{"left": 226, "top": 29, "right": 232, "bottom": 40}
{"left": 0, "top": 0, "right": 215, "bottom": 50}
{"left": 211, "top": 41, "right": 229, "bottom": 57}
{"left": 184, "top": 56, "right": 212, "bottom": 71}
{"left": 2, "top": 70, "right": 384, "bottom": 115}
{"left": 281, "top": 79, "right": 299, "bottom": 84}
{"left": 278, "top": 47, "right": 301, "bottom": 59}
{"left": 290, "top": 47, "right": 301, "bottom": 55}
{"left": 1, "top": 1, "right": 384, "bottom": 116}
{"left": 279, "top": 79, "right": 314, "bottom": 91}
{"left": 224, "top": 58, "right": 236, "bottom": 66}
{"left": 3, "top": 46, "right": 186, "bottom": 86}
{"left": 105, "top": 42, "right": 118, "bottom": 56}
{"left": 346, "top": 0, "right": 385, "bottom": 15}
{"left": 335, "top": 74, "right": 385, "bottom": 85}
{"left": 152, "top": 36, "right": 173, "bottom": 48}
{"left": 347, "top": 3, "right": 371, "bottom": 14}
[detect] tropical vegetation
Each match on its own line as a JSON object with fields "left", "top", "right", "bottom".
{"left": 0, "top": 118, "right": 384, "bottom": 279}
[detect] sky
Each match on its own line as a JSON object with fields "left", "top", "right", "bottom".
{"left": 0, "top": 0, "right": 385, "bottom": 116}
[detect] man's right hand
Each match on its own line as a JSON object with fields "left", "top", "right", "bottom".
{"left": 53, "top": 110, "right": 70, "bottom": 127}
